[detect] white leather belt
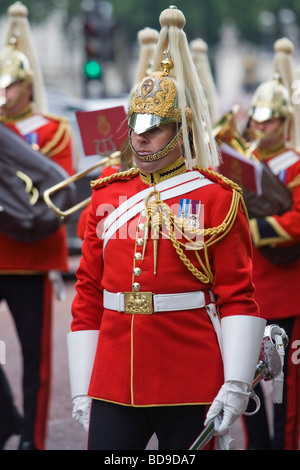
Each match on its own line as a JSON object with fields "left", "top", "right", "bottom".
{"left": 103, "top": 289, "right": 213, "bottom": 314}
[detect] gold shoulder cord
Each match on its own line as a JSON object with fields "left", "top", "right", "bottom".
{"left": 40, "top": 114, "right": 71, "bottom": 158}
{"left": 287, "top": 174, "right": 300, "bottom": 190}
{"left": 91, "top": 166, "right": 245, "bottom": 285}
{"left": 144, "top": 167, "right": 246, "bottom": 284}
{"left": 91, "top": 168, "right": 140, "bottom": 188}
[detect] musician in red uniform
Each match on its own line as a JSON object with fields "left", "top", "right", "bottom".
{"left": 0, "top": 3, "right": 74, "bottom": 450}
{"left": 68, "top": 7, "right": 265, "bottom": 450}
{"left": 243, "top": 75, "right": 300, "bottom": 450}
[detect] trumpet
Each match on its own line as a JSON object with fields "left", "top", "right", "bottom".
{"left": 43, "top": 151, "right": 121, "bottom": 218}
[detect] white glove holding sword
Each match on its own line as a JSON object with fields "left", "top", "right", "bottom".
{"left": 205, "top": 315, "right": 266, "bottom": 437}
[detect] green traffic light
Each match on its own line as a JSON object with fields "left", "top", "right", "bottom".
{"left": 84, "top": 60, "right": 102, "bottom": 79}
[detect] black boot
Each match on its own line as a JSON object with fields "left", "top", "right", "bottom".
{"left": 0, "top": 367, "right": 23, "bottom": 450}
{"left": 18, "top": 440, "right": 37, "bottom": 450}
{"left": 0, "top": 405, "right": 24, "bottom": 449}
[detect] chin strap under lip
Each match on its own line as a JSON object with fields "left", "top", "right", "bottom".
{"left": 129, "top": 126, "right": 183, "bottom": 162}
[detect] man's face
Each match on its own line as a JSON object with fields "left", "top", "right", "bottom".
{"left": 130, "top": 122, "right": 182, "bottom": 173}
{"left": 0, "top": 80, "right": 32, "bottom": 115}
{"left": 249, "top": 116, "right": 285, "bottom": 150}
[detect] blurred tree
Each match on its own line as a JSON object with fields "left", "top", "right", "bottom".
{"left": 0, "top": 0, "right": 59, "bottom": 22}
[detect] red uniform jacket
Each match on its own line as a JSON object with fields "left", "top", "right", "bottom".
{"left": 250, "top": 147, "right": 300, "bottom": 320}
{"left": 0, "top": 112, "right": 74, "bottom": 272}
{"left": 71, "top": 162, "right": 259, "bottom": 406}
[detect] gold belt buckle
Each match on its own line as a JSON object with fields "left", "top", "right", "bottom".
{"left": 124, "top": 291, "right": 153, "bottom": 314}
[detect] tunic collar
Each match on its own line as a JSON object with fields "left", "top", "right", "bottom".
{"left": 255, "top": 140, "right": 286, "bottom": 161}
{"left": 0, "top": 105, "right": 33, "bottom": 123}
{"left": 139, "top": 155, "right": 186, "bottom": 185}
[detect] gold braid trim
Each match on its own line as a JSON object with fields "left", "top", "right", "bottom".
{"left": 0, "top": 105, "right": 33, "bottom": 123}
{"left": 144, "top": 168, "right": 244, "bottom": 284}
{"left": 193, "top": 166, "right": 243, "bottom": 193}
{"left": 91, "top": 168, "right": 140, "bottom": 188}
{"left": 194, "top": 166, "right": 249, "bottom": 224}
{"left": 39, "top": 114, "right": 71, "bottom": 157}
{"left": 287, "top": 174, "right": 300, "bottom": 190}
{"left": 91, "top": 165, "right": 244, "bottom": 284}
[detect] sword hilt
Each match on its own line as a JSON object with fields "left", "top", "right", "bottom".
{"left": 189, "top": 324, "right": 288, "bottom": 450}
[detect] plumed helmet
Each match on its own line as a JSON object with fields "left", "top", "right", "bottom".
{"left": 128, "top": 6, "right": 219, "bottom": 169}
{"left": 129, "top": 58, "right": 192, "bottom": 135}
{"left": 249, "top": 75, "right": 293, "bottom": 123}
{"left": 0, "top": 1, "right": 46, "bottom": 113}
{"left": 0, "top": 33, "right": 33, "bottom": 90}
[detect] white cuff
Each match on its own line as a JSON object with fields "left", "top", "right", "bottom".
{"left": 67, "top": 330, "right": 99, "bottom": 398}
{"left": 221, "top": 315, "right": 266, "bottom": 386}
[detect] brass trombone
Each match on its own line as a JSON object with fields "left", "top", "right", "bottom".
{"left": 213, "top": 104, "right": 259, "bottom": 158}
{"left": 43, "top": 151, "right": 121, "bottom": 219}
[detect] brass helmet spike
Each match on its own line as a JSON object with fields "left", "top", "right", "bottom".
{"left": 161, "top": 49, "right": 173, "bottom": 74}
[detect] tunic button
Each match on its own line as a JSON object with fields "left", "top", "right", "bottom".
{"left": 133, "top": 267, "right": 142, "bottom": 276}
{"left": 135, "top": 252, "right": 142, "bottom": 260}
{"left": 136, "top": 238, "right": 144, "bottom": 246}
{"left": 132, "top": 283, "right": 140, "bottom": 292}
{"left": 138, "top": 223, "right": 145, "bottom": 231}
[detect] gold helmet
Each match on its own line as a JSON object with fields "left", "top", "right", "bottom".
{"left": 0, "top": 33, "right": 33, "bottom": 90}
{"left": 128, "top": 59, "right": 193, "bottom": 162}
{"left": 249, "top": 75, "right": 292, "bottom": 123}
{"left": 129, "top": 60, "right": 192, "bottom": 135}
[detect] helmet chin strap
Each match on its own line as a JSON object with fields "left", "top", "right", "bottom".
{"left": 129, "top": 126, "right": 183, "bottom": 162}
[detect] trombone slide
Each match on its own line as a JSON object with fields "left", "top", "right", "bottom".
{"left": 43, "top": 151, "right": 120, "bottom": 218}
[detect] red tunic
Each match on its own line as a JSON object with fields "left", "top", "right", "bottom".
{"left": 250, "top": 148, "right": 300, "bottom": 320}
{"left": 71, "top": 164, "right": 259, "bottom": 406}
{"left": 0, "top": 112, "right": 74, "bottom": 272}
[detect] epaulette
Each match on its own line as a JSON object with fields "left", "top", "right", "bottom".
{"left": 91, "top": 168, "right": 140, "bottom": 190}
{"left": 43, "top": 112, "right": 69, "bottom": 124}
{"left": 40, "top": 113, "right": 71, "bottom": 157}
{"left": 193, "top": 166, "right": 243, "bottom": 194}
{"left": 194, "top": 166, "right": 248, "bottom": 224}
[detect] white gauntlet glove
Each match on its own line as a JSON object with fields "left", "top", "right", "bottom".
{"left": 207, "top": 315, "right": 266, "bottom": 439}
{"left": 72, "top": 396, "right": 92, "bottom": 432}
{"left": 205, "top": 381, "right": 251, "bottom": 435}
{"left": 67, "top": 330, "right": 99, "bottom": 432}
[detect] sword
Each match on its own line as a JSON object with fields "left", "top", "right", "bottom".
{"left": 189, "top": 324, "right": 288, "bottom": 450}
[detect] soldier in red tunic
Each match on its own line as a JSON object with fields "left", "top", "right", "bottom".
{"left": 242, "top": 40, "right": 300, "bottom": 450}
{"left": 0, "top": 3, "right": 74, "bottom": 450}
{"left": 68, "top": 6, "right": 265, "bottom": 450}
